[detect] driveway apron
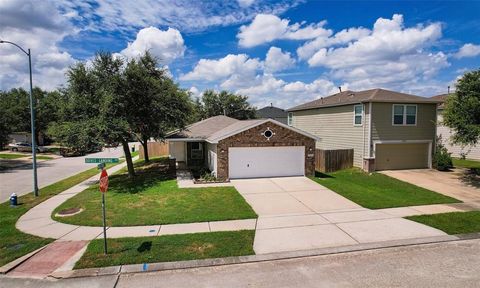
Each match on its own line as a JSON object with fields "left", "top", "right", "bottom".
{"left": 232, "top": 176, "right": 446, "bottom": 254}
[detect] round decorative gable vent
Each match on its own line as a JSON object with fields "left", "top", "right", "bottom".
{"left": 262, "top": 128, "right": 275, "bottom": 140}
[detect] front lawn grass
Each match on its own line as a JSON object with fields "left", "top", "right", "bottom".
{"left": 35, "top": 155, "right": 54, "bottom": 160}
{"left": 311, "top": 168, "right": 460, "bottom": 209}
{"left": 0, "top": 163, "right": 118, "bottom": 267}
{"left": 0, "top": 153, "right": 27, "bottom": 159}
{"left": 453, "top": 158, "right": 480, "bottom": 169}
{"left": 407, "top": 211, "right": 480, "bottom": 235}
{"left": 75, "top": 230, "right": 255, "bottom": 269}
{"left": 53, "top": 158, "right": 257, "bottom": 226}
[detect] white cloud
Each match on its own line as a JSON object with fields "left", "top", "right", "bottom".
{"left": 307, "top": 14, "right": 442, "bottom": 68}
{"left": 0, "top": 0, "right": 76, "bottom": 91}
{"left": 120, "top": 27, "right": 185, "bottom": 64}
{"left": 70, "top": 0, "right": 301, "bottom": 33}
{"left": 237, "top": 14, "right": 331, "bottom": 47}
{"left": 237, "top": 0, "right": 255, "bottom": 8}
{"left": 180, "top": 54, "right": 262, "bottom": 82}
{"left": 264, "top": 47, "right": 295, "bottom": 73}
{"left": 454, "top": 43, "right": 480, "bottom": 59}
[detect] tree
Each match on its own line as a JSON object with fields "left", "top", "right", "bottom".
{"left": 194, "top": 90, "right": 256, "bottom": 121}
{"left": 442, "top": 69, "right": 480, "bottom": 146}
{"left": 0, "top": 92, "right": 12, "bottom": 148}
{"left": 122, "top": 52, "right": 193, "bottom": 162}
{"left": 49, "top": 52, "right": 136, "bottom": 178}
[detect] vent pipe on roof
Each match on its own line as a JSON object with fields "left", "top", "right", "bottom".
{"left": 270, "top": 103, "right": 273, "bottom": 107}
{"left": 321, "top": 97, "right": 323, "bottom": 104}
{"left": 447, "top": 86, "right": 450, "bottom": 94}
{"left": 338, "top": 86, "right": 342, "bottom": 93}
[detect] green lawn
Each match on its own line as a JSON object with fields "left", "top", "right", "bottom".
{"left": 53, "top": 158, "right": 257, "bottom": 227}
{"left": 407, "top": 211, "right": 480, "bottom": 235}
{"left": 453, "top": 158, "right": 480, "bottom": 169}
{"left": 75, "top": 230, "right": 255, "bottom": 269}
{"left": 36, "top": 155, "right": 54, "bottom": 160}
{"left": 0, "top": 153, "right": 27, "bottom": 159}
{"left": 130, "top": 150, "right": 139, "bottom": 158}
{"left": 0, "top": 163, "right": 119, "bottom": 267}
{"left": 311, "top": 169, "right": 460, "bottom": 209}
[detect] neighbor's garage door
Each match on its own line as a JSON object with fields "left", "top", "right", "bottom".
{"left": 375, "top": 143, "right": 429, "bottom": 171}
{"left": 229, "top": 146, "right": 305, "bottom": 179}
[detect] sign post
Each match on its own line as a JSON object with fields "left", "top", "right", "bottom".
{"left": 99, "top": 168, "right": 109, "bottom": 254}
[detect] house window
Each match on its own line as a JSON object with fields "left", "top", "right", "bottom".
{"left": 354, "top": 104, "right": 363, "bottom": 126}
{"left": 393, "top": 104, "right": 417, "bottom": 126}
{"left": 191, "top": 142, "right": 203, "bottom": 159}
{"left": 287, "top": 112, "right": 293, "bottom": 126}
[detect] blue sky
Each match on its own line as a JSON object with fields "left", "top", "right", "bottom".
{"left": 1, "top": 0, "right": 480, "bottom": 108}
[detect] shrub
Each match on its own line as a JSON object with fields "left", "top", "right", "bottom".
{"left": 434, "top": 136, "right": 453, "bottom": 171}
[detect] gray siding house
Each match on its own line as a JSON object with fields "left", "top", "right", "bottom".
{"left": 432, "top": 94, "right": 480, "bottom": 160}
{"left": 288, "top": 88, "right": 440, "bottom": 171}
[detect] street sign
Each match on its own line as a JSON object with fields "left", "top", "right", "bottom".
{"left": 85, "top": 158, "right": 119, "bottom": 164}
{"left": 99, "top": 169, "right": 109, "bottom": 193}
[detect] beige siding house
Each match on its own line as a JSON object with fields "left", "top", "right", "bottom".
{"left": 432, "top": 94, "right": 480, "bottom": 160}
{"left": 289, "top": 88, "right": 440, "bottom": 171}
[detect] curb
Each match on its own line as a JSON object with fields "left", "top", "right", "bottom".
{"left": 49, "top": 232, "right": 480, "bottom": 279}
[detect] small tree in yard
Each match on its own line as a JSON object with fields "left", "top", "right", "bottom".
{"left": 123, "top": 52, "right": 192, "bottom": 162}
{"left": 442, "top": 69, "right": 480, "bottom": 146}
{"left": 434, "top": 136, "right": 453, "bottom": 171}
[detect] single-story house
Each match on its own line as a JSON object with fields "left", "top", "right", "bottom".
{"left": 432, "top": 93, "right": 480, "bottom": 160}
{"left": 288, "top": 88, "right": 441, "bottom": 172}
{"left": 166, "top": 115, "right": 318, "bottom": 180}
{"left": 256, "top": 104, "right": 288, "bottom": 124}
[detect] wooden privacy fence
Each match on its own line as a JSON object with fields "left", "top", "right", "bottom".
{"left": 139, "top": 142, "right": 169, "bottom": 159}
{"left": 315, "top": 149, "right": 354, "bottom": 173}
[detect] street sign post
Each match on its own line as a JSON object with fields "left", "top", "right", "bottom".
{"left": 85, "top": 158, "right": 119, "bottom": 164}
{"left": 99, "top": 169, "right": 109, "bottom": 254}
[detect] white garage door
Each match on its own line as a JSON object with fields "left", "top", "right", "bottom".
{"left": 229, "top": 146, "right": 305, "bottom": 179}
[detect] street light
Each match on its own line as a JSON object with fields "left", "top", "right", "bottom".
{"left": 0, "top": 40, "right": 39, "bottom": 196}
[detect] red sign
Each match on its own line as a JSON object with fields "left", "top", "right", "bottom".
{"left": 99, "top": 169, "right": 109, "bottom": 193}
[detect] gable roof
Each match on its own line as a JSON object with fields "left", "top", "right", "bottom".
{"left": 288, "top": 88, "right": 440, "bottom": 112}
{"left": 430, "top": 93, "right": 449, "bottom": 109}
{"left": 256, "top": 105, "right": 288, "bottom": 119}
{"left": 166, "top": 116, "right": 319, "bottom": 143}
{"left": 166, "top": 115, "right": 239, "bottom": 139}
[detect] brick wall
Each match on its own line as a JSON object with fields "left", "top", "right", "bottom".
{"left": 216, "top": 122, "right": 316, "bottom": 180}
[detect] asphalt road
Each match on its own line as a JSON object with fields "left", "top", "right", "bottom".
{"left": 0, "top": 147, "right": 124, "bottom": 202}
{"left": 2, "top": 239, "right": 480, "bottom": 287}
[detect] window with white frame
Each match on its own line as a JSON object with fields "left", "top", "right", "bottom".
{"left": 393, "top": 104, "right": 417, "bottom": 125}
{"left": 354, "top": 104, "right": 363, "bottom": 125}
{"left": 287, "top": 112, "right": 293, "bottom": 126}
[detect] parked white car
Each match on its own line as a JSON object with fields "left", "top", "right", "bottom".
{"left": 8, "top": 142, "right": 47, "bottom": 153}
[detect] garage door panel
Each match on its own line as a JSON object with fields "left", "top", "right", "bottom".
{"left": 375, "top": 143, "right": 429, "bottom": 171}
{"left": 229, "top": 146, "right": 305, "bottom": 179}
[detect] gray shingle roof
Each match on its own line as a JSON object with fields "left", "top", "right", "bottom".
{"left": 256, "top": 106, "right": 287, "bottom": 119}
{"left": 288, "top": 88, "right": 440, "bottom": 112}
{"left": 166, "top": 115, "right": 239, "bottom": 139}
{"left": 430, "top": 93, "right": 449, "bottom": 109}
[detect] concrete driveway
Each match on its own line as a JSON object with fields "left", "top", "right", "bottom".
{"left": 232, "top": 177, "right": 446, "bottom": 254}
{"left": 381, "top": 169, "right": 480, "bottom": 204}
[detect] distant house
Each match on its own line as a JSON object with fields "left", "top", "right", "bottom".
{"left": 288, "top": 88, "right": 441, "bottom": 171}
{"left": 8, "top": 132, "right": 45, "bottom": 145}
{"left": 166, "top": 115, "right": 318, "bottom": 180}
{"left": 432, "top": 94, "right": 480, "bottom": 160}
{"left": 256, "top": 104, "right": 288, "bottom": 124}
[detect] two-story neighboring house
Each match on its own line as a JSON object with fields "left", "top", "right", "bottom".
{"left": 432, "top": 93, "right": 480, "bottom": 160}
{"left": 288, "top": 88, "right": 441, "bottom": 172}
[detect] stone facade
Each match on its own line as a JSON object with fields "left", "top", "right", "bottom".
{"left": 216, "top": 122, "right": 316, "bottom": 180}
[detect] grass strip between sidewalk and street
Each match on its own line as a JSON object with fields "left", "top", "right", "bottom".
{"left": 0, "top": 162, "right": 121, "bottom": 267}
{"left": 53, "top": 158, "right": 257, "bottom": 227}
{"left": 407, "top": 211, "right": 480, "bottom": 235}
{"left": 74, "top": 230, "right": 255, "bottom": 269}
{"left": 0, "top": 153, "right": 27, "bottom": 159}
{"left": 312, "top": 168, "right": 460, "bottom": 209}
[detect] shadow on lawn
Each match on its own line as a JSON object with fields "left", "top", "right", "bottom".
{"left": 315, "top": 171, "right": 335, "bottom": 179}
{"left": 108, "top": 158, "right": 175, "bottom": 194}
{"left": 137, "top": 241, "right": 152, "bottom": 252}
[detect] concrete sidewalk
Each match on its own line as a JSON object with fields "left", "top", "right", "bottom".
{"left": 16, "top": 162, "right": 256, "bottom": 241}
{"left": 232, "top": 177, "right": 478, "bottom": 254}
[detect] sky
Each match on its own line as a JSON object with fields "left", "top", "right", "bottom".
{"left": 1, "top": 0, "right": 480, "bottom": 109}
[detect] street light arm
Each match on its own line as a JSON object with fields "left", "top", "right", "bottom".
{"left": 0, "top": 40, "right": 29, "bottom": 55}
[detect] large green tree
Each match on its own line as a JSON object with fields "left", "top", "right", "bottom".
{"left": 194, "top": 90, "right": 256, "bottom": 121}
{"left": 123, "top": 52, "right": 193, "bottom": 162}
{"left": 442, "top": 69, "right": 480, "bottom": 146}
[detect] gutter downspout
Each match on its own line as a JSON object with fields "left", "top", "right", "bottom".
{"left": 368, "top": 102, "right": 372, "bottom": 158}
